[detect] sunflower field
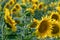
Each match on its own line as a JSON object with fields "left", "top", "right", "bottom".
{"left": 0, "top": 0, "right": 60, "bottom": 40}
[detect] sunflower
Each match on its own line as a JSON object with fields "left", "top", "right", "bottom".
{"left": 11, "top": 3, "right": 21, "bottom": 11}
{"left": 4, "top": 0, "right": 16, "bottom": 9}
{"left": 4, "top": 3, "right": 10, "bottom": 9}
{"left": 38, "top": 2, "right": 44, "bottom": 10}
{"left": 4, "top": 8, "right": 16, "bottom": 25}
{"left": 8, "top": 0, "right": 16, "bottom": 6}
{"left": 6, "top": 16, "right": 16, "bottom": 25}
{"left": 11, "top": 8, "right": 17, "bottom": 13}
{"left": 14, "top": 3, "right": 21, "bottom": 10}
{"left": 35, "top": 16, "right": 52, "bottom": 38}
{"left": 11, "top": 3, "right": 21, "bottom": 14}
{"left": 49, "top": 20, "right": 60, "bottom": 38}
{"left": 50, "top": 11, "right": 60, "bottom": 21}
{"left": 28, "top": 18, "right": 38, "bottom": 28}
{"left": 32, "top": 4, "right": 37, "bottom": 10}
{"left": 4, "top": 8, "right": 17, "bottom": 32}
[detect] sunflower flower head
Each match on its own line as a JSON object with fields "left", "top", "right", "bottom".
{"left": 28, "top": 18, "right": 38, "bottom": 28}
{"left": 38, "top": 2, "right": 44, "bottom": 10}
{"left": 4, "top": 3, "right": 10, "bottom": 9}
{"left": 11, "top": 3, "right": 21, "bottom": 14}
{"left": 35, "top": 16, "right": 52, "bottom": 38}
{"left": 49, "top": 20, "right": 60, "bottom": 38}
{"left": 4, "top": 0, "right": 16, "bottom": 9}
{"left": 11, "top": 8, "right": 17, "bottom": 14}
{"left": 50, "top": 11, "right": 60, "bottom": 21}
{"left": 32, "top": 4, "right": 37, "bottom": 10}
{"left": 14, "top": 3, "right": 21, "bottom": 10}
{"left": 4, "top": 8, "right": 17, "bottom": 32}
{"left": 8, "top": 0, "right": 16, "bottom": 6}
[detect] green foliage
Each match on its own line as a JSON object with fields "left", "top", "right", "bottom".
{"left": 0, "top": 0, "right": 60, "bottom": 40}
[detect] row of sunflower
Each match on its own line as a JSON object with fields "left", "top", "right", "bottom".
{"left": 0, "top": 0, "right": 60, "bottom": 40}
{"left": 3, "top": 0, "right": 21, "bottom": 32}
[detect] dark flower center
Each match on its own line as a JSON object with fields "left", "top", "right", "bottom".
{"left": 38, "top": 20, "right": 49, "bottom": 33}
{"left": 51, "top": 14, "right": 59, "bottom": 20}
{"left": 5, "top": 4, "right": 9, "bottom": 8}
{"left": 15, "top": 5, "right": 20, "bottom": 9}
{"left": 9, "top": 1, "right": 13, "bottom": 5}
{"left": 12, "top": 8, "right": 16, "bottom": 12}
{"left": 39, "top": 4, "right": 43, "bottom": 9}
